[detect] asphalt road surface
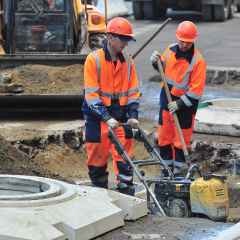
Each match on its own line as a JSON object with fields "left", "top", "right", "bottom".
{"left": 127, "top": 14, "right": 240, "bottom": 81}
{"left": 125, "top": 14, "right": 240, "bottom": 120}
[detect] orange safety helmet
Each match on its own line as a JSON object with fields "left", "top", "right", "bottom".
{"left": 107, "top": 17, "right": 135, "bottom": 39}
{"left": 176, "top": 21, "right": 198, "bottom": 43}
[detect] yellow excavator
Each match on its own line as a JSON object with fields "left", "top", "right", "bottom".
{"left": 0, "top": 0, "right": 106, "bottom": 60}
{"left": 0, "top": 0, "right": 107, "bottom": 117}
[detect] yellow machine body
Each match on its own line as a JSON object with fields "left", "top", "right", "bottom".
{"left": 0, "top": 0, "right": 106, "bottom": 56}
{"left": 190, "top": 176, "right": 229, "bottom": 221}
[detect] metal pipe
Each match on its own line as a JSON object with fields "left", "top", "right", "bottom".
{"left": 132, "top": 18, "right": 172, "bottom": 59}
{"left": 104, "top": 0, "right": 108, "bottom": 25}
{"left": 84, "top": 0, "right": 88, "bottom": 24}
{"left": 136, "top": 127, "right": 174, "bottom": 179}
{"left": 108, "top": 127, "right": 166, "bottom": 216}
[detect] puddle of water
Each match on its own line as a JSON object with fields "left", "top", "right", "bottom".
{"left": 185, "top": 223, "right": 234, "bottom": 240}
{"left": 139, "top": 81, "right": 240, "bottom": 121}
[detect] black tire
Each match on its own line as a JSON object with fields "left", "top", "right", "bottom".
{"left": 237, "top": 4, "right": 240, "bottom": 12}
{"left": 155, "top": 0, "right": 166, "bottom": 18}
{"left": 202, "top": 4, "right": 213, "bottom": 21}
{"left": 213, "top": 4, "right": 227, "bottom": 21}
{"left": 143, "top": 1, "right": 156, "bottom": 20}
{"left": 168, "top": 199, "right": 190, "bottom": 218}
{"left": 228, "top": 3, "right": 234, "bottom": 19}
{"left": 133, "top": 1, "right": 144, "bottom": 20}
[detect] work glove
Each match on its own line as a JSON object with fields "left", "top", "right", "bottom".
{"left": 168, "top": 101, "right": 179, "bottom": 114}
{"left": 106, "top": 118, "right": 119, "bottom": 129}
{"left": 150, "top": 50, "right": 163, "bottom": 72}
{"left": 150, "top": 50, "right": 161, "bottom": 64}
{"left": 127, "top": 118, "right": 139, "bottom": 128}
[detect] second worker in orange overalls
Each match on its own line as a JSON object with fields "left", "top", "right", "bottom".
{"left": 150, "top": 21, "right": 207, "bottom": 175}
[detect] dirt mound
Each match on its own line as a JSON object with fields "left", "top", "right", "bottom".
{"left": 0, "top": 132, "right": 89, "bottom": 182}
{"left": 4, "top": 64, "right": 84, "bottom": 94}
{"left": 0, "top": 135, "right": 40, "bottom": 176}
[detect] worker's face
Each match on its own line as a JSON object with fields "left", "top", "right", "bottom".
{"left": 178, "top": 40, "right": 193, "bottom": 52}
{"left": 108, "top": 35, "right": 128, "bottom": 53}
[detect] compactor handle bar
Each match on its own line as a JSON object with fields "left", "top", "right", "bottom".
{"left": 108, "top": 127, "right": 166, "bottom": 216}
{"left": 134, "top": 127, "right": 174, "bottom": 179}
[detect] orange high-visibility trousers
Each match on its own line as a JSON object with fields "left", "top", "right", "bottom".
{"left": 158, "top": 110, "right": 194, "bottom": 149}
{"left": 86, "top": 122, "right": 133, "bottom": 187}
{"left": 158, "top": 109, "right": 195, "bottom": 169}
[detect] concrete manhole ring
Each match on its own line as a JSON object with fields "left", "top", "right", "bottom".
{"left": 0, "top": 175, "right": 148, "bottom": 240}
{"left": 0, "top": 175, "right": 77, "bottom": 207}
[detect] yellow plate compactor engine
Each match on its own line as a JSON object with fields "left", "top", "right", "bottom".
{"left": 190, "top": 174, "right": 229, "bottom": 221}
{"left": 108, "top": 125, "right": 229, "bottom": 221}
{"left": 154, "top": 174, "right": 229, "bottom": 221}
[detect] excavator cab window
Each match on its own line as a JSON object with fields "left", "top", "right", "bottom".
{"left": 6, "top": 0, "right": 73, "bottom": 54}
{"left": 17, "top": 0, "right": 65, "bottom": 12}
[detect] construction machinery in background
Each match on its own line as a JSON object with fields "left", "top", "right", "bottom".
{"left": 0, "top": 0, "right": 106, "bottom": 117}
{"left": 132, "top": 0, "right": 235, "bottom": 21}
{"left": 0, "top": 0, "right": 106, "bottom": 64}
{"left": 234, "top": 0, "right": 240, "bottom": 11}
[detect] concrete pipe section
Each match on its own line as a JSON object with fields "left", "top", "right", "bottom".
{"left": 0, "top": 175, "right": 148, "bottom": 240}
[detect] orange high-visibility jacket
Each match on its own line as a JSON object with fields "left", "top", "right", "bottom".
{"left": 162, "top": 44, "right": 206, "bottom": 107}
{"left": 84, "top": 48, "right": 140, "bottom": 108}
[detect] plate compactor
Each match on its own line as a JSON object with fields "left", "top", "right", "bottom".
{"left": 108, "top": 126, "right": 229, "bottom": 221}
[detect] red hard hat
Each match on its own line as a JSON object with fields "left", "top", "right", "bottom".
{"left": 107, "top": 17, "right": 134, "bottom": 39}
{"left": 176, "top": 21, "right": 198, "bottom": 43}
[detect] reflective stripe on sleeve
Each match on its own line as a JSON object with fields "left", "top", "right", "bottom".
{"left": 180, "top": 95, "right": 193, "bottom": 107}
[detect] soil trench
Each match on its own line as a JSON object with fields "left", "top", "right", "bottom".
{"left": 0, "top": 64, "right": 239, "bottom": 239}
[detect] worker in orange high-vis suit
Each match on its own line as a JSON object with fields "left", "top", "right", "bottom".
{"left": 150, "top": 21, "right": 206, "bottom": 175}
{"left": 82, "top": 17, "right": 140, "bottom": 195}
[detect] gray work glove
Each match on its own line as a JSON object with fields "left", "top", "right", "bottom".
{"left": 150, "top": 50, "right": 163, "bottom": 72}
{"left": 150, "top": 50, "right": 161, "bottom": 65}
{"left": 106, "top": 118, "right": 119, "bottom": 129}
{"left": 127, "top": 118, "right": 139, "bottom": 128}
{"left": 168, "top": 101, "right": 179, "bottom": 113}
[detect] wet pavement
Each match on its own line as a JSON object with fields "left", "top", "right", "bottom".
{"left": 185, "top": 223, "right": 233, "bottom": 240}
{"left": 139, "top": 79, "right": 240, "bottom": 121}
{"left": 125, "top": 15, "right": 240, "bottom": 121}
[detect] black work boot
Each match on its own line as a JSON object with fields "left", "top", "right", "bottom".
{"left": 117, "top": 182, "right": 135, "bottom": 196}
{"left": 91, "top": 176, "right": 108, "bottom": 188}
{"left": 88, "top": 166, "right": 109, "bottom": 189}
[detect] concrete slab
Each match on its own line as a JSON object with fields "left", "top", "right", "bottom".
{"left": 0, "top": 175, "right": 147, "bottom": 240}
{"left": 195, "top": 98, "right": 240, "bottom": 137}
{"left": 0, "top": 210, "right": 65, "bottom": 240}
{"left": 78, "top": 186, "right": 148, "bottom": 220}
